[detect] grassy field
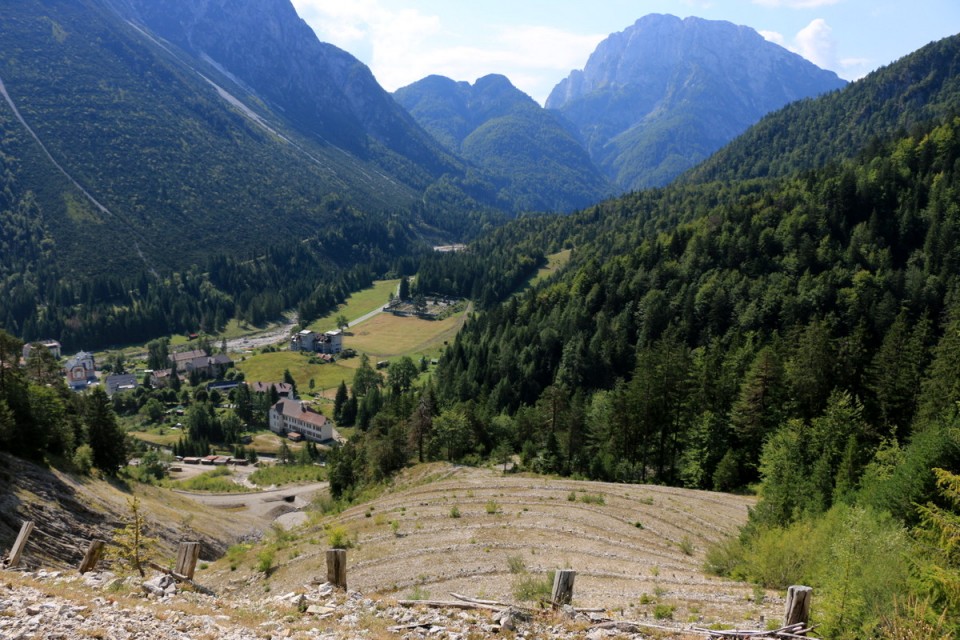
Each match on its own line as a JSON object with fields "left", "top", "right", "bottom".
{"left": 307, "top": 279, "right": 399, "bottom": 332}
{"left": 239, "top": 302, "right": 466, "bottom": 391}
{"left": 236, "top": 350, "right": 357, "bottom": 395}
{"left": 529, "top": 249, "right": 572, "bottom": 288}
{"left": 129, "top": 428, "right": 183, "bottom": 448}
{"left": 347, "top": 306, "right": 469, "bottom": 359}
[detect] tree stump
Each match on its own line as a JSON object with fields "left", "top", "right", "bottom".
{"left": 326, "top": 549, "right": 347, "bottom": 590}
{"left": 783, "top": 585, "right": 813, "bottom": 630}
{"left": 78, "top": 540, "right": 106, "bottom": 574}
{"left": 4, "top": 521, "right": 34, "bottom": 569}
{"left": 175, "top": 542, "right": 202, "bottom": 580}
{"left": 551, "top": 569, "right": 576, "bottom": 606}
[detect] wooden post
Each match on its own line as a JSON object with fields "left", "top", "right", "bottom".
{"left": 326, "top": 549, "right": 347, "bottom": 590}
{"left": 783, "top": 585, "right": 813, "bottom": 630}
{"left": 4, "top": 521, "right": 34, "bottom": 569}
{"left": 78, "top": 540, "right": 106, "bottom": 574}
{"left": 175, "top": 542, "right": 202, "bottom": 580}
{"left": 551, "top": 569, "right": 576, "bottom": 606}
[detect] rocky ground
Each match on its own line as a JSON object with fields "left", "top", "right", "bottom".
{"left": 0, "top": 568, "right": 737, "bottom": 639}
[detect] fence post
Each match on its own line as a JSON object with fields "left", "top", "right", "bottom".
{"left": 551, "top": 569, "right": 576, "bottom": 606}
{"left": 175, "top": 542, "right": 202, "bottom": 580}
{"left": 783, "top": 585, "right": 813, "bottom": 630}
{"left": 326, "top": 549, "right": 347, "bottom": 589}
{"left": 78, "top": 540, "right": 106, "bottom": 574}
{"left": 4, "top": 521, "right": 35, "bottom": 569}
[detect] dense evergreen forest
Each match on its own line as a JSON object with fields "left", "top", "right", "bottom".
{"left": 329, "top": 115, "right": 960, "bottom": 637}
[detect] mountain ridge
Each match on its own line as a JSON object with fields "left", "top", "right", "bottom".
{"left": 546, "top": 13, "right": 847, "bottom": 190}
{"left": 394, "top": 73, "right": 610, "bottom": 213}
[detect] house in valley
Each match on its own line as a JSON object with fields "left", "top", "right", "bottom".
{"left": 104, "top": 373, "right": 138, "bottom": 396}
{"left": 250, "top": 381, "right": 294, "bottom": 398}
{"left": 168, "top": 350, "right": 233, "bottom": 379}
{"left": 65, "top": 351, "right": 97, "bottom": 391}
{"left": 268, "top": 400, "right": 340, "bottom": 444}
{"left": 22, "top": 340, "right": 62, "bottom": 362}
{"left": 290, "top": 329, "right": 342, "bottom": 355}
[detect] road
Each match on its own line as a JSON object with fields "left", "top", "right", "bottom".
{"left": 346, "top": 280, "right": 402, "bottom": 328}
{"left": 171, "top": 481, "right": 328, "bottom": 520}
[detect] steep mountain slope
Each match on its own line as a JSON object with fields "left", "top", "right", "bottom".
{"left": 114, "top": 0, "right": 461, "bottom": 184}
{"left": 395, "top": 74, "right": 610, "bottom": 212}
{"left": 686, "top": 33, "right": 960, "bottom": 184}
{"left": 416, "top": 32, "right": 960, "bottom": 494}
{"left": 0, "top": 0, "right": 465, "bottom": 278}
{"left": 546, "top": 13, "right": 846, "bottom": 190}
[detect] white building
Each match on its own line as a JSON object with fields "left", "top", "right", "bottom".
{"left": 290, "top": 329, "right": 342, "bottom": 355}
{"left": 268, "top": 400, "right": 339, "bottom": 443}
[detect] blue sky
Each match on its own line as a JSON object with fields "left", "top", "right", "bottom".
{"left": 290, "top": 0, "right": 960, "bottom": 105}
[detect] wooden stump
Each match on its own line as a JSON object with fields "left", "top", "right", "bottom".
{"left": 783, "top": 585, "right": 813, "bottom": 630}
{"left": 551, "top": 569, "right": 576, "bottom": 606}
{"left": 175, "top": 542, "right": 202, "bottom": 580}
{"left": 78, "top": 540, "right": 106, "bottom": 574}
{"left": 4, "top": 521, "right": 34, "bottom": 569}
{"left": 326, "top": 549, "right": 347, "bottom": 590}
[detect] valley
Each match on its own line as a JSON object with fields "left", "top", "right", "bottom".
{"left": 1, "top": 1, "right": 960, "bottom": 638}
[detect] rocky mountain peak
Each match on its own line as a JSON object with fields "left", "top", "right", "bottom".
{"left": 545, "top": 13, "right": 847, "bottom": 190}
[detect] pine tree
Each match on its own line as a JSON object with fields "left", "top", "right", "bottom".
{"left": 333, "top": 381, "right": 348, "bottom": 423}
{"left": 84, "top": 387, "right": 127, "bottom": 473}
{"left": 109, "top": 496, "right": 156, "bottom": 577}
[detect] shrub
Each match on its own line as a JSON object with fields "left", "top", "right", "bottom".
{"left": 406, "top": 585, "right": 430, "bottom": 601}
{"left": 704, "top": 535, "right": 745, "bottom": 578}
{"left": 507, "top": 555, "right": 526, "bottom": 574}
{"left": 512, "top": 570, "right": 554, "bottom": 602}
{"left": 580, "top": 493, "right": 605, "bottom": 505}
{"left": 678, "top": 535, "right": 695, "bottom": 556}
{"left": 485, "top": 500, "right": 500, "bottom": 514}
{"left": 327, "top": 525, "right": 354, "bottom": 549}
{"left": 73, "top": 444, "right": 94, "bottom": 475}
{"left": 653, "top": 604, "right": 675, "bottom": 620}
{"left": 449, "top": 506, "right": 461, "bottom": 518}
{"left": 256, "top": 548, "right": 275, "bottom": 574}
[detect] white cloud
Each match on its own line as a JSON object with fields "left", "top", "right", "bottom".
{"left": 794, "top": 18, "right": 838, "bottom": 68}
{"left": 761, "top": 19, "right": 848, "bottom": 75}
{"left": 752, "top": 0, "right": 842, "bottom": 8}
{"left": 759, "top": 30, "right": 786, "bottom": 46}
{"left": 290, "top": 0, "right": 602, "bottom": 104}
{"left": 839, "top": 56, "right": 872, "bottom": 80}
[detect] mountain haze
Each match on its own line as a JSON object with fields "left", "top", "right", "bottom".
{"left": 547, "top": 14, "right": 847, "bottom": 190}
{"left": 115, "top": 0, "right": 460, "bottom": 182}
{"left": 394, "top": 74, "right": 610, "bottom": 213}
{"left": 0, "top": 0, "right": 478, "bottom": 279}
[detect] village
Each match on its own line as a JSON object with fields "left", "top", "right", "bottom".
{"left": 15, "top": 283, "right": 468, "bottom": 487}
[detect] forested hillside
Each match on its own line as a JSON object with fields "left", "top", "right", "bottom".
{"left": 434, "top": 115, "right": 960, "bottom": 487}
{"left": 0, "top": 0, "right": 512, "bottom": 349}
{"left": 395, "top": 74, "right": 610, "bottom": 213}
{"left": 326, "top": 34, "right": 960, "bottom": 636}
{"left": 687, "top": 33, "right": 960, "bottom": 183}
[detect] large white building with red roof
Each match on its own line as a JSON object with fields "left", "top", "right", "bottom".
{"left": 268, "top": 400, "right": 339, "bottom": 444}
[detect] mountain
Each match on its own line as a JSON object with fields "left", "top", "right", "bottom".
{"left": 394, "top": 74, "right": 610, "bottom": 213}
{"left": 686, "top": 33, "right": 960, "bottom": 184}
{"left": 546, "top": 13, "right": 847, "bottom": 190}
{"left": 114, "top": 0, "right": 460, "bottom": 182}
{"left": 0, "top": 0, "right": 468, "bottom": 280}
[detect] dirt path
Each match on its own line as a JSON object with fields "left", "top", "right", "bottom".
{"left": 171, "top": 481, "right": 328, "bottom": 520}
{"left": 224, "top": 313, "right": 298, "bottom": 352}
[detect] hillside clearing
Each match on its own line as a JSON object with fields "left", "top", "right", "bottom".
{"left": 307, "top": 279, "right": 399, "bottom": 333}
